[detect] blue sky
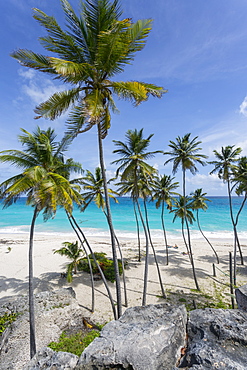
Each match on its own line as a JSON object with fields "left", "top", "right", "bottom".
{"left": 1, "top": 0, "right": 247, "bottom": 195}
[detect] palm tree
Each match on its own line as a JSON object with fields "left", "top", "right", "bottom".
{"left": 191, "top": 188, "right": 219, "bottom": 264}
{"left": 80, "top": 167, "right": 128, "bottom": 307}
{"left": 209, "top": 145, "right": 242, "bottom": 283}
{"left": 0, "top": 128, "right": 82, "bottom": 359}
{"left": 152, "top": 174, "right": 179, "bottom": 265}
{"left": 11, "top": 0, "right": 166, "bottom": 318}
{"left": 164, "top": 133, "right": 207, "bottom": 197}
{"left": 171, "top": 195, "right": 200, "bottom": 291}
{"left": 113, "top": 128, "right": 163, "bottom": 305}
{"left": 54, "top": 241, "right": 85, "bottom": 282}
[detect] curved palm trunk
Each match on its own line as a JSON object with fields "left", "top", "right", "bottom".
{"left": 196, "top": 210, "right": 220, "bottom": 264}
{"left": 133, "top": 200, "right": 141, "bottom": 262}
{"left": 143, "top": 199, "right": 166, "bottom": 298}
{"left": 103, "top": 210, "right": 128, "bottom": 307}
{"left": 136, "top": 199, "right": 149, "bottom": 306}
{"left": 181, "top": 221, "right": 191, "bottom": 262}
{"left": 184, "top": 217, "right": 200, "bottom": 291}
{"left": 29, "top": 206, "right": 39, "bottom": 359}
{"left": 227, "top": 180, "right": 239, "bottom": 285}
{"left": 71, "top": 214, "right": 117, "bottom": 319}
{"left": 235, "top": 194, "right": 246, "bottom": 266}
{"left": 97, "top": 123, "right": 122, "bottom": 318}
{"left": 66, "top": 213, "right": 95, "bottom": 313}
{"left": 161, "top": 200, "right": 169, "bottom": 265}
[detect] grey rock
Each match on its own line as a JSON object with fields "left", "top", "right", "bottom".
{"left": 235, "top": 284, "right": 247, "bottom": 311}
{"left": 76, "top": 303, "right": 187, "bottom": 370}
{"left": 22, "top": 347, "right": 79, "bottom": 370}
{"left": 178, "top": 308, "right": 247, "bottom": 369}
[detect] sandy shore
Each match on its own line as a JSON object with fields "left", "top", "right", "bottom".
{"left": 1, "top": 232, "right": 247, "bottom": 322}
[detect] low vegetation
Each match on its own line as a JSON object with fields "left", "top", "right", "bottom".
{"left": 0, "top": 312, "right": 18, "bottom": 335}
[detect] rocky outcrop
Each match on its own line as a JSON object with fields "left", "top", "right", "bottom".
{"left": 0, "top": 288, "right": 87, "bottom": 370}
{"left": 77, "top": 304, "right": 187, "bottom": 370}
{"left": 178, "top": 308, "right": 247, "bottom": 369}
{"left": 235, "top": 284, "right": 247, "bottom": 312}
{"left": 22, "top": 347, "right": 79, "bottom": 370}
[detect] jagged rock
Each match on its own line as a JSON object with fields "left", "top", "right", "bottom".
{"left": 0, "top": 288, "right": 85, "bottom": 370}
{"left": 235, "top": 284, "right": 247, "bottom": 312}
{"left": 178, "top": 308, "right": 247, "bottom": 369}
{"left": 76, "top": 304, "right": 187, "bottom": 370}
{"left": 22, "top": 347, "right": 79, "bottom": 370}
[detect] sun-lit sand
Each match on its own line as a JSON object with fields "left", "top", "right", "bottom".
{"left": 1, "top": 232, "right": 247, "bottom": 322}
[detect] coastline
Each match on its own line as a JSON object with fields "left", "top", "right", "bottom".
{"left": 0, "top": 232, "right": 247, "bottom": 322}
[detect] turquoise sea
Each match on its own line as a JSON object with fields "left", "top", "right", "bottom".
{"left": 0, "top": 197, "right": 247, "bottom": 240}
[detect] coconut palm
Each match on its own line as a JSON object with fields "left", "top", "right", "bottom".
{"left": 209, "top": 145, "right": 242, "bottom": 283}
{"left": 113, "top": 128, "right": 162, "bottom": 305}
{"left": 190, "top": 188, "right": 219, "bottom": 264}
{"left": 152, "top": 174, "right": 179, "bottom": 265}
{"left": 54, "top": 241, "right": 85, "bottom": 282}
{"left": 171, "top": 195, "right": 200, "bottom": 291}
{"left": 0, "top": 127, "right": 82, "bottom": 359}
{"left": 11, "top": 0, "right": 166, "bottom": 318}
{"left": 164, "top": 133, "right": 207, "bottom": 197}
{"left": 80, "top": 167, "right": 128, "bottom": 307}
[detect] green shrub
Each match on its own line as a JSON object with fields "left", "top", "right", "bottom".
{"left": 0, "top": 313, "right": 18, "bottom": 335}
{"left": 48, "top": 330, "right": 100, "bottom": 356}
{"left": 78, "top": 252, "right": 123, "bottom": 283}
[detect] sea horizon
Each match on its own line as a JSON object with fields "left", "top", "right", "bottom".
{"left": 0, "top": 196, "right": 247, "bottom": 241}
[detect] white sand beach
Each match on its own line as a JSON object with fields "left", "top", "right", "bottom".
{"left": 0, "top": 232, "right": 247, "bottom": 322}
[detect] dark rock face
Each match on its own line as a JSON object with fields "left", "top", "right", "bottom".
{"left": 235, "top": 284, "right": 247, "bottom": 312}
{"left": 178, "top": 308, "right": 247, "bottom": 369}
{"left": 76, "top": 304, "right": 187, "bottom": 370}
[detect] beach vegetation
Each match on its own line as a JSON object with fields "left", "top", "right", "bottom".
{"left": 48, "top": 329, "right": 100, "bottom": 356}
{"left": 0, "top": 312, "right": 18, "bottom": 335}
{"left": 79, "top": 252, "right": 124, "bottom": 283}
{"left": 11, "top": 0, "right": 166, "bottom": 319}
{"left": 54, "top": 241, "right": 85, "bottom": 282}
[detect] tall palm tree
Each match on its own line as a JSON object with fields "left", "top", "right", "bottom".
{"left": 0, "top": 128, "right": 82, "bottom": 359}
{"left": 171, "top": 195, "right": 200, "bottom": 291}
{"left": 80, "top": 167, "right": 128, "bottom": 307}
{"left": 113, "top": 128, "right": 162, "bottom": 305}
{"left": 152, "top": 174, "right": 179, "bottom": 265}
{"left": 11, "top": 0, "right": 166, "bottom": 318}
{"left": 164, "top": 133, "right": 207, "bottom": 197}
{"left": 209, "top": 145, "right": 242, "bottom": 283}
{"left": 191, "top": 188, "right": 219, "bottom": 264}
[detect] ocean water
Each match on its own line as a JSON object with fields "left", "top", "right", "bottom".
{"left": 0, "top": 197, "right": 246, "bottom": 240}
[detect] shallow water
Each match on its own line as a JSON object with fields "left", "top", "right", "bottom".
{"left": 0, "top": 196, "right": 246, "bottom": 240}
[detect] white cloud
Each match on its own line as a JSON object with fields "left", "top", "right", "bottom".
{"left": 239, "top": 96, "right": 247, "bottom": 117}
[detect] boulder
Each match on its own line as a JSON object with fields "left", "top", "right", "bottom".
{"left": 178, "top": 308, "right": 247, "bottom": 369}
{"left": 76, "top": 304, "right": 187, "bottom": 370}
{"left": 235, "top": 284, "right": 247, "bottom": 311}
{"left": 22, "top": 347, "right": 79, "bottom": 370}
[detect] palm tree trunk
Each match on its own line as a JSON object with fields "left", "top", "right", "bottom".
{"left": 227, "top": 180, "right": 238, "bottom": 285}
{"left": 234, "top": 194, "right": 246, "bottom": 266}
{"left": 184, "top": 216, "right": 200, "bottom": 291}
{"left": 143, "top": 199, "right": 166, "bottom": 298}
{"left": 103, "top": 210, "right": 128, "bottom": 307}
{"left": 67, "top": 213, "right": 95, "bottom": 313}
{"left": 181, "top": 222, "right": 191, "bottom": 262}
{"left": 136, "top": 199, "right": 149, "bottom": 306}
{"left": 98, "top": 123, "right": 122, "bottom": 318}
{"left": 70, "top": 214, "right": 117, "bottom": 319}
{"left": 133, "top": 200, "right": 141, "bottom": 262}
{"left": 161, "top": 200, "right": 169, "bottom": 265}
{"left": 29, "top": 206, "right": 38, "bottom": 359}
{"left": 196, "top": 210, "right": 219, "bottom": 264}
